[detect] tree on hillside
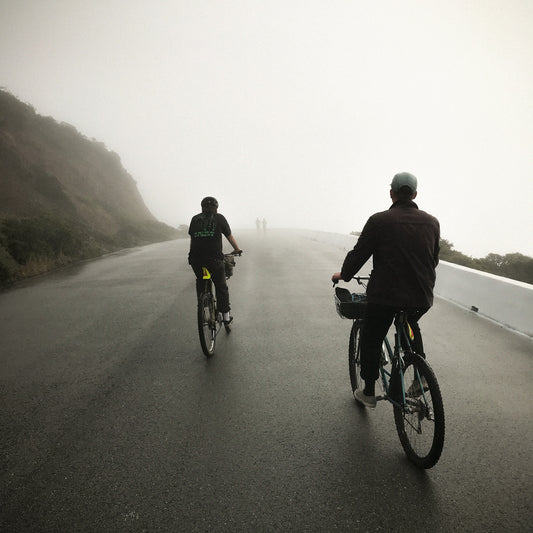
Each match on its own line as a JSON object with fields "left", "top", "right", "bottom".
{"left": 474, "top": 252, "right": 533, "bottom": 284}
{"left": 438, "top": 239, "right": 476, "bottom": 269}
{"left": 439, "top": 239, "right": 533, "bottom": 284}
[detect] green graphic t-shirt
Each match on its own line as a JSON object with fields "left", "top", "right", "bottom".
{"left": 188, "top": 212, "right": 231, "bottom": 260}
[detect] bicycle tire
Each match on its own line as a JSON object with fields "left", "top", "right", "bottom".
{"left": 198, "top": 291, "right": 216, "bottom": 357}
{"left": 348, "top": 320, "right": 363, "bottom": 393}
{"left": 390, "top": 353, "right": 445, "bottom": 468}
{"left": 348, "top": 320, "right": 385, "bottom": 398}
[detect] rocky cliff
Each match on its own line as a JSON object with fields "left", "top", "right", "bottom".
{"left": 0, "top": 90, "right": 182, "bottom": 284}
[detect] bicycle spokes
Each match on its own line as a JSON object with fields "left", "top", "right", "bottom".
{"left": 198, "top": 292, "right": 217, "bottom": 356}
{"left": 393, "top": 355, "right": 445, "bottom": 468}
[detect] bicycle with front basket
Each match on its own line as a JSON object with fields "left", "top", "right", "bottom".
{"left": 197, "top": 251, "right": 241, "bottom": 357}
{"left": 334, "top": 276, "right": 445, "bottom": 468}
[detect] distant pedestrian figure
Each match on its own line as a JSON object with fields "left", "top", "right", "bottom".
{"left": 262, "top": 218, "right": 267, "bottom": 233}
{"left": 256, "top": 218, "right": 261, "bottom": 232}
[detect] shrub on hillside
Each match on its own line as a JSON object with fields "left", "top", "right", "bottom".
{"left": 2, "top": 215, "right": 84, "bottom": 264}
{"left": 0, "top": 244, "right": 18, "bottom": 284}
{"left": 0, "top": 214, "right": 99, "bottom": 284}
{"left": 0, "top": 214, "right": 186, "bottom": 286}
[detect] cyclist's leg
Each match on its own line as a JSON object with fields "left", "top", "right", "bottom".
{"left": 189, "top": 261, "right": 204, "bottom": 298}
{"left": 406, "top": 308, "right": 429, "bottom": 359}
{"left": 359, "top": 304, "right": 395, "bottom": 395}
{"left": 210, "top": 260, "right": 230, "bottom": 314}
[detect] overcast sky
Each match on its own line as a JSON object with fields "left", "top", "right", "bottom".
{"left": 1, "top": 0, "right": 532, "bottom": 257}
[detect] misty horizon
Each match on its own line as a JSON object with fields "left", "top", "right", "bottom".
{"left": 1, "top": 1, "right": 532, "bottom": 258}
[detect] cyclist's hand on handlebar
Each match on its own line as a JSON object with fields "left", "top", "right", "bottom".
{"left": 232, "top": 249, "right": 243, "bottom": 256}
{"left": 331, "top": 272, "right": 342, "bottom": 285}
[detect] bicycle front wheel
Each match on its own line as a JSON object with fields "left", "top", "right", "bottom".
{"left": 391, "top": 354, "right": 445, "bottom": 468}
{"left": 198, "top": 291, "right": 216, "bottom": 357}
{"left": 348, "top": 320, "right": 363, "bottom": 393}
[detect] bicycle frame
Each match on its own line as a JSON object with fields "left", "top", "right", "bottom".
{"left": 377, "top": 314, "right": 422, "bottom": 409}
{"left": 339, "top": 275, "right": 445, "bottom": 468}
{"left": 349, "top": 277, "right": 429, "bottom": 411}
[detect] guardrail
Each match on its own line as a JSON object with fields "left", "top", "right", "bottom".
{"left": 297, "top": 229, "right": 533, "bottom": 337}
{"left": 434, "top": 261, "right": 533, "bottom": 337}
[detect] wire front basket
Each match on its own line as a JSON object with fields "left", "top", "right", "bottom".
{"left": 334, "top": 286, "right": 367, "bottom": 319}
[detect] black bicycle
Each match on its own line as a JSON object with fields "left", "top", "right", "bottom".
{"left": 334, "top": 276, "right": 445, "bottom": 468}
{"left": 197, "top": 251, "right": 241, "bottom": 357}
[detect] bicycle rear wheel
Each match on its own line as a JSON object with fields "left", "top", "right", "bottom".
{"left": 391, "top": 354, "right": 445, "bottom": 468}
{"left": 348, "top": 320, "right": 385, "bottom": 397}
{"left": 198, "top": 291, "right": 216, "bottom": 356}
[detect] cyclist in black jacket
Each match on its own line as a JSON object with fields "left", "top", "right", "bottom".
{"left": 332, "top": 173, "right": 440, "bottom": 408}
{"left": 189, "top": 197, "right": 242, "bottom": 325}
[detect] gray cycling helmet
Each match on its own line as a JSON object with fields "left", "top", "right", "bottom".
{"left": 390, "top": 172, "right": 417, "bottom": 193}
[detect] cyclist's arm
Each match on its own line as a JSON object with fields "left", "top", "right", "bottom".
{"left": 433, "top": 221, "right": 440, "bottom": 267}
{"left": 336, "top": 218, "right": 376, "bottom": 281}
{"left": 226, "top": 234, "right": 242, "bottom": 254}
{"left": 340, "top": 247, "right": 371, "bottom": 281}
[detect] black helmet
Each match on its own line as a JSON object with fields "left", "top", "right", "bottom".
{"left": 201, "top": 196, "right": 218, "bottom": 209}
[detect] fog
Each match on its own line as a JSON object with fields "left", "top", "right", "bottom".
{"left": 1, "top": 1, "right": 532, "bottom": 257}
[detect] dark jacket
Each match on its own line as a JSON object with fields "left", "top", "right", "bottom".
{"left": 341, "top": 200, "right": 440, "bottom": 308}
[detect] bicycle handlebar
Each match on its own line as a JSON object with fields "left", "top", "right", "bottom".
{"left": 225, "top": 250, "right": 243, "bottom": 257}
{"left": 332, "top": 274, "right": 369, "bottom": 288}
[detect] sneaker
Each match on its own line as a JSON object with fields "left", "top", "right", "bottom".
{"left": 223, "top": 316, "right": 233, "bottom": 326}
{"left": 354, "top": 388, "right": 377, "bottom": 408}
{"left": 407, "top": 376, "right": 429, "bottom": 397}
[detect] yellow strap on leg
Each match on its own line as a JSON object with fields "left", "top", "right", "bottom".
{"left": 407, "top": 322, "right": 414, "bottom": 341}
{"left": 202, "top": 267, "right": 211, "bottom": 280}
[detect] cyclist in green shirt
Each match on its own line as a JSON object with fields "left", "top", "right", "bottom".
{"left": 188, "top": 197, "right": 242, "bottom": 325}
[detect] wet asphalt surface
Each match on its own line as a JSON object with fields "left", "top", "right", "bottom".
{"left": 1, "top": 230, "right": 532, "bottom": 532}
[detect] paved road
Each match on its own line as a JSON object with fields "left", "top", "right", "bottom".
{"left": 1, "top": 230, "right": 532, "bottom": 532}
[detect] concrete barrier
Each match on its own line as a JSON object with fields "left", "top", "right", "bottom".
{"left": 434, "top": 261, "right": 533, "bottom": 337}
{"left": 296, "top": 229, "right": 533, "bottom": 337}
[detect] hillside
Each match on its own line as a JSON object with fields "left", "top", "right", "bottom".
{"left": 0, "top": 90, "right": 183, "bottom": 284}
